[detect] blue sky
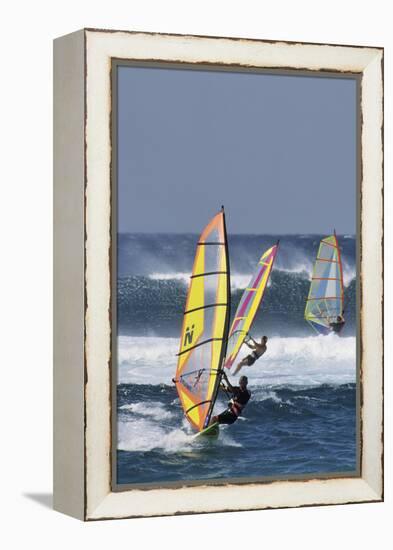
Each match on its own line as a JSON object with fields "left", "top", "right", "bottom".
{"left": 118, "top": 65, "right": 357, "bottom": 234}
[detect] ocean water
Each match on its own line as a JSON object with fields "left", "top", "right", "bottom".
{"left": 116, "top": 233, "right": 358, "bottom": 485}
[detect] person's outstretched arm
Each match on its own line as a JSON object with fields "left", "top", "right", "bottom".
{"left": 221, "top": 371, "right": 234, "bottom": 392}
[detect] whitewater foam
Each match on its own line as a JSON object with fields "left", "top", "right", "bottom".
{"left": 149, "top": 272, "right": 190, "bottom": 284}
{"left": 119, "top": 401, "right": 174, "bottom": 420}
{"left": 148, "top": 265, "right": 355, "bottom": 288}
{"left": 253, "top": 389, "right": 294, "bottom": 406}
{"left": 118, "top": 412, "right": 242, "bottom": 452}
{"left": 118, "top": 333, "right": 356, "bottom": 387}
{"left": 149, "top": 272, "right": 258, "bottom": 290}
{"left": 118, "top": 417, "right": 194, "bottom": 453}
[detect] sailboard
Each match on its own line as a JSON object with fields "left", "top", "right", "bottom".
{"left": 192, "top": 422, "right": 220, "bottom": 439}
{"left": 304, "top": 232, "right": 344, "bottom": 334}
{"left": 174, "top": 209, "right": 231, "bottom": 433}
{"left": 224, "top": 243, "right": 279, "bottom": 370}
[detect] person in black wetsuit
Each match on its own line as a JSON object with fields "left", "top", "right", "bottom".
{"left": 211, "top": 372, "right": 251, "bottom": 425}
{"left": 233, "top": 335, "right": 268, "bottom": 375}
{"left": 329, "top": 314, "right": 345, "bottom": 334}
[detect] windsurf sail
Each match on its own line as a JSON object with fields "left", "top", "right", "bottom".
{"left": 304, "top": 232, "right": 344, "bottom": 334}
{"left": 174, "top": 209, "right": 231, "bottom": 432}
{"left": 224, "top": 243, "right": 279, "bottom": 370}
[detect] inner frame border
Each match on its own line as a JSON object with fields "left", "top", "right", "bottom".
{"left": 109, "top": 58, "right": 363, "bottom": 493}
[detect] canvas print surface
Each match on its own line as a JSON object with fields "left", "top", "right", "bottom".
{"left": 114, "top": 64, "right": 358, "bottom": 486}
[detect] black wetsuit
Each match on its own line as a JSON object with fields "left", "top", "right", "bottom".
{"left": 330, "top": 321, "right": 345, "bottom": 334}
{"left": 245, "top": 351, "right": 259, "bottom": 366}
{"left": 216, "top": 386, "right": 251, "bottom": 425}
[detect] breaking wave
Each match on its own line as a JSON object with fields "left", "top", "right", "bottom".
{"left": 117, "top": 333, "right": 356, "bottom": 387}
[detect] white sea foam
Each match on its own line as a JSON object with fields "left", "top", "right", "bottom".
{"left": 148, "top": 265, "right": 355, "bottom": 288}
{"left": 148, "top": 272, "right": 256, "bottom": 290}
{"left": 119, "top": 401, "right": 174, "bottom": 420}
{"left": 117, "top": 333, "right": 356, "bottom": 387}
{"left": 276, "top": 264, "right": 311, "bottom": 277}
{"left": 149, "top": 272, "right": 190, "bottom": 284}
{"left": 253, "top": 390, "right": 294, "bottom": 406}
{"left": 118, "top": 417, "right": 193, "bottom": 453}
{"left": 118, "top": 413, "right": 242, "bottom": 452}
{"left": 277, "top": 262, "right": 356, "bottom": 285}
{"left": 342, "top": 265, "right": 356, "bottom": 286}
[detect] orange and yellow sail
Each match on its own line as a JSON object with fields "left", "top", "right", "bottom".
{"left": 174, "top": 209, "right": 231, "bottom": 431}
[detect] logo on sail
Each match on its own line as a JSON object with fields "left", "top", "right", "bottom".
{"left": 184, "top": 324, "right": 195, "bottom": 347}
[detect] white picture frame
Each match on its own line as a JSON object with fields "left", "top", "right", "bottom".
{"left": 53, "top": 28, "right": 383, "bottom": 520}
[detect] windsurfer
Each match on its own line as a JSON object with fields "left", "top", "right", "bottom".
{"left": 233, "top": 335, "right": 268, "bottom": 374}
{"left": 211, "top": 373, "right": 251, "bottom": 425}
{"left": 329, "top": 314, "right": 345, "bottom": 334}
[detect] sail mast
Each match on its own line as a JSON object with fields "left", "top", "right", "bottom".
{"left": 205, "top": 206, "right": 231, "bottom": 427}
{"left": 334, "top": 230, "right": 345, "bottom": 315}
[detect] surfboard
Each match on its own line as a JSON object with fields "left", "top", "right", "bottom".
{"left": 193, "top": 422, "right": 220, "bottom": 439}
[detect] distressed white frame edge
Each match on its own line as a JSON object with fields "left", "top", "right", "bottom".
{"left": 54, "top": 29, "right": 86, "bottom": 520}
{"left": 54, "top": 29, "right": 383, "bottom": 520}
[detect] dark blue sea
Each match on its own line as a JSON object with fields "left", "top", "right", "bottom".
{"left": 116, "top": 233, "right": 358, "bottom": 485}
